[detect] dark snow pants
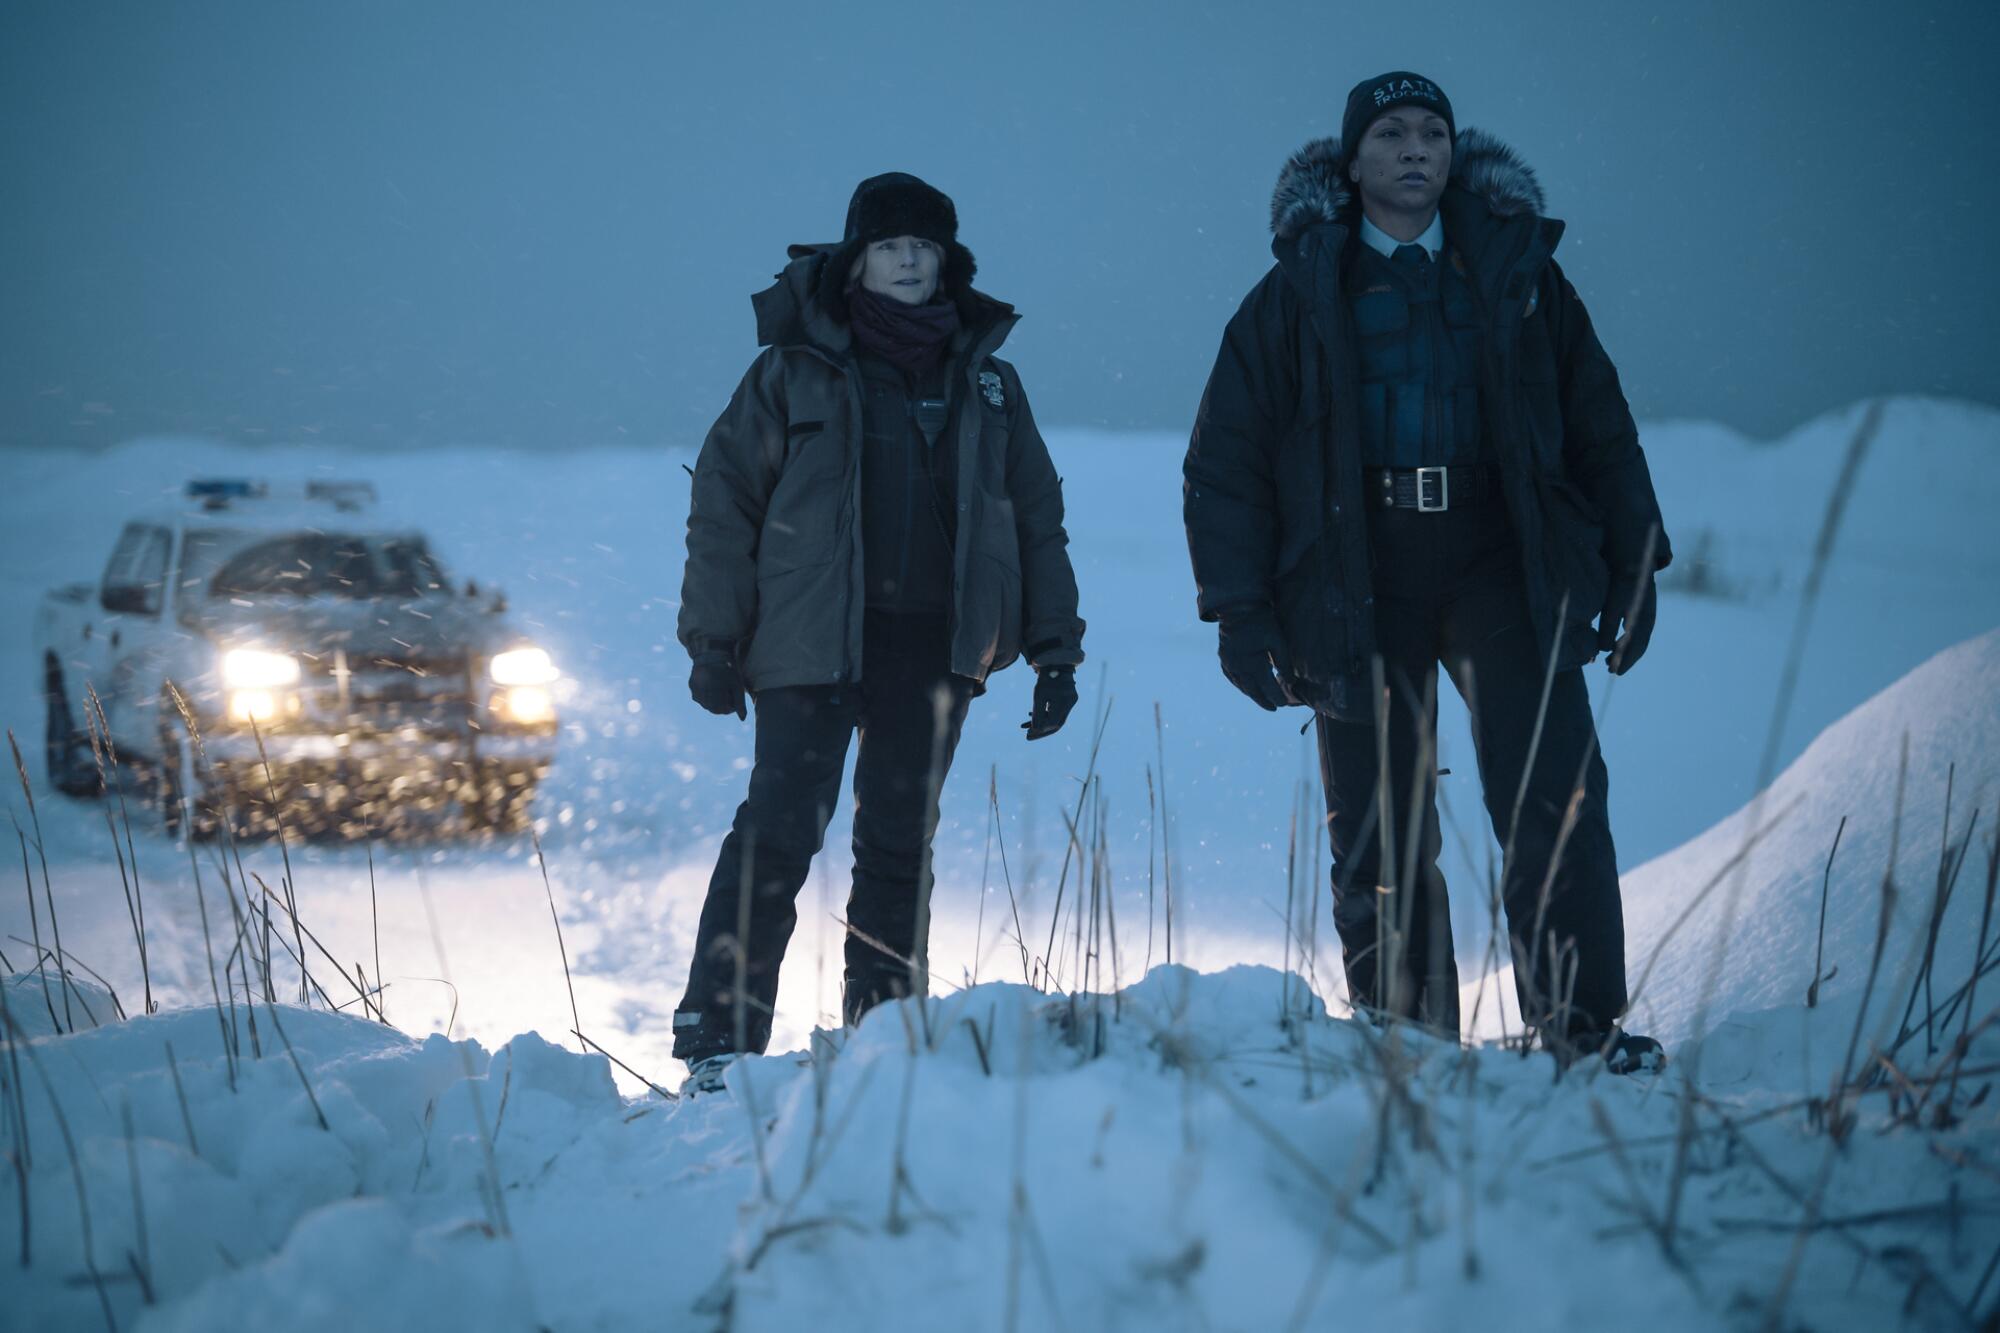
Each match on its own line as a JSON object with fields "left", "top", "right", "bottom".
{"left": 1316, "top": 498, "right": 1628, "bottom": 1038}
{"left": 674, "top": 612, "right": 974, "bottom": 1061}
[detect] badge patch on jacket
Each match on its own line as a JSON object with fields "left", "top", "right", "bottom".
{"left": 979, "top": 369, "right": 1006, "bottom": 410}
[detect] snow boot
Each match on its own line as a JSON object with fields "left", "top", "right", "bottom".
{"left": 1554, "top": 1028, "right": 1666, "bottom": 1075}
{"left": 1601, "top": 1031, "right": 1667, "bottom": 1075}
{"left": 680, "top": 1053, "right": 739, "bottom": 1097}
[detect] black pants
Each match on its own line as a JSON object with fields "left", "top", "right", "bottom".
{"left": 1318, "top": 499, "right": 1627, "bottom": 1038}
{"left": 674, "top": 612, "right": 974, "bottom": 1060}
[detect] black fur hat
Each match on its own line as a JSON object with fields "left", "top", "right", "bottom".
{"left": 816, "top": 172, "right": 977, "bottom": 313}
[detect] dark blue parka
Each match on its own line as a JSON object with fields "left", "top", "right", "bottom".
{"left": 1184, "top": 129, "right": 1671, "bottom": 720}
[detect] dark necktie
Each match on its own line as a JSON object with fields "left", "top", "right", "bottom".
{"left": 1392, "top": 242, "right": 1431, "bottom": 269}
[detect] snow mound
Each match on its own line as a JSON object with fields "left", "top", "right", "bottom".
{"left": 7, "top": 962, "right": 1995, "bottom": 1330}
{"left": 1622, "top": 626, "right": 2000, "bottom": 1045}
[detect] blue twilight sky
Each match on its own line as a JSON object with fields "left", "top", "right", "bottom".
{"left": 3, "top": 1, "right": 1995, "bottom": 451}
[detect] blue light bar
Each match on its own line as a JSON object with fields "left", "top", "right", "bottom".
{"left": 185, "top": 479, "right": 266, "bottom": 501}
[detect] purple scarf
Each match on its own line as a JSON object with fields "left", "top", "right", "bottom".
{"left": 848, "top": 284, "right": 961, "bottom": 375}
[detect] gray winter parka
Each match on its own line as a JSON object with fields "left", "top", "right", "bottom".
{"left": 679, "top": 249, "right": 1086, "bottom": 691}
{"left": 1184, "top": 129, "right": 1671, "bottom": 720}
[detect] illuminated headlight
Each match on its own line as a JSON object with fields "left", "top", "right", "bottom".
{"left": 496, "top": 685, "right": 556, "bottom": 725}
{"left": 222, "top": 648, "right": 301, "bottom": 689}
{"left": 228, "top": 690, "right": 280, "bottom": 724}
{"left": 490, "top": 646, "right": 558, "bottom": 686}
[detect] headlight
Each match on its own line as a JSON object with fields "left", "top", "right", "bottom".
{"left": 228, "top": 690, "right": 280, "bottom": 723}
{"left": 495, "top": 686, "right": 556, "bottom": 725}
{"left": 490, "top": 646, "right": 558, "bottom": 686}
{"left": 222, "top": 648, "right": 301, "bottom": 689}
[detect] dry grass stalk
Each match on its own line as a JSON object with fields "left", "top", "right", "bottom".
{"left": 183, "top": 830, "right": 236, "bottom": 1091}
{"left": 531, "top": 829, "right": 584, "bottom": 1054}
{"left": 1, "top": 972, "right": 33, "bottom": 1267}
{"left": 988, "top": 774, "right": 1031, "bottom": 986}
{"left": 260, "top": 996, "right": 328, "bottom": 1132}
{"left": 7, "top": 938, "right": 116, "bottom": 1026}
{"left": 247, "top": 874, "right": 366, "bottom": 1013}
{"left": 366, "top": 839, "right": 385, "bottom": 1024}
{"left": 118, "top": 1096, "right": 154, "bottom": 1305}
{"left": 1894, "top": 797, "right": 1982, "bottom": 1057}
{"left": 1369, "top": 657, "right": 1398, "bottom": 1021}
{"left": 74, "top": 688, "right": 148, "bottom": 1017}
{"left": 0, "top": 1001, "right": 116, "bottom": 1330}
{"left": 1040, "top": 697, "right": 1113, "bottom": 993}
{"left": 1806, "top": 815, "right": 1848, "bottom": 1007}
{"left": 972, "top": 767, "right": 996, "bottom": 989}
{"left": 1154, "top": 702, "right": 1175, "bottom": 968}
{"left": 1144, "top": 763, "right": 1157, "bottom": 976}
{"left": 162, "top": 1041, "right": 198, "bottom": 1158}
{"left": 228, "top": 706, "right": 305, "bottom": 1006}
{"left": 568, "top": 1030, "right": 676, "bottom": 1101}
{"left": 10, "top": 738, "right": 75, "bottom": 1033}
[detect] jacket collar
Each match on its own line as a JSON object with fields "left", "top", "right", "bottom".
{"left": 754, "top": 246, "right": 1017, "bottom": 365}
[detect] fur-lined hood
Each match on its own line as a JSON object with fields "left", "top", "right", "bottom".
{"left": 1269, "top": 127, "right": 1546, "bottom": 242}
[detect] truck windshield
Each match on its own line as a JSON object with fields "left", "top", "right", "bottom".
{"left": 182, "top": 529, "right": 452, "bottom": 602}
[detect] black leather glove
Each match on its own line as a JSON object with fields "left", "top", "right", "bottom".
{"left": 688, "top": 643, "right": 746, "bottom": 719}
{"left": 1218, "top": 612, "right": 1294, "bottom": 711}
{"left": 1022, "top": 665, "right": 1078, "bottom": 740}
{"left": 1597, "top": 573, "right": 1657, "bottom": 675}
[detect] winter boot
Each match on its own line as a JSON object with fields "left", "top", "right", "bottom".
{"left": 1601, "top": 1031, "right": 1667, "bottom": 1075}
{"left": 680, "top": 1053, "right": 740, "bottom": 1097}
{"left": 1552, "top": 1028, "right": 1666, "bottom": 1075}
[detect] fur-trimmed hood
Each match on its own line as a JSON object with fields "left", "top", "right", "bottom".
{"left": 1269, "top": 126, "right": 1546, "bottom": 242}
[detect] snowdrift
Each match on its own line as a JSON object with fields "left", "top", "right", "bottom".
{"left": 1621, "top": 626, "right": 2000, "bottom": 1046}
{"left": 5, "top": 961, "right": 1993, "bottom": 1331}
{"left": 5, "top": 633, "right": 1998, "bottom": 1331}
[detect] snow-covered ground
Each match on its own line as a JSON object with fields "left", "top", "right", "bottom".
{"left": 2, "top": 396, "right": 1997, "bottom": 1328}
{"left": 2, "top": 396, "right": 1994, "bottom": 1071}
{"left": 3, "top": 619, "right": 1996, "bottom": 1327}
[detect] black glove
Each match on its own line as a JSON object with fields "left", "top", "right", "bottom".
{"left": 1218, "top": 613, "right": 1294, "bottom": 711}
{"left": 1022, "top": 665, "right": 1078, "bottom": 740}
{"left": 688, "top": 644, "right": 746, "bottom": 719}
{"left": 1597, "top": 573, "right": 1657, "bottom": 675}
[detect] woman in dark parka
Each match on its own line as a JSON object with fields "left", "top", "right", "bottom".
{"left": 673, "top": 173, "right": 1086, "bottom": 1089}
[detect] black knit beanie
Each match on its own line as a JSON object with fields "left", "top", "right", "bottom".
{"left": 1340, "top": 71, "right": 1455, "bottom": 165}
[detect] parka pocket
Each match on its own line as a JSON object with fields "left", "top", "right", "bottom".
{"left": 1272, "top": 533, "right": 1347, "bottom": 689}
{"left": 758, "top": 426, "right": 847, "bottom": 576}
{"left": 970, "top": 489, "right": 1024, "bottom": 672}
{"left": 1538, "top": 476, "right": 1609, "bottom": 627}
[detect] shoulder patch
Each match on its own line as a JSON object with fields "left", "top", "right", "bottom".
{"left": 978, "top": 369, "right": 1006, "bottom": 410}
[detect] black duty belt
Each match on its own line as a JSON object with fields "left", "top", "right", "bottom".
{"left": 1365, "top": 464, "right": 1497, "bottom": 512}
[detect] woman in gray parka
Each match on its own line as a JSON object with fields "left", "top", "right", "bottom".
{"left": 672, "top": 172, "right": 1086, "bottom": 1091}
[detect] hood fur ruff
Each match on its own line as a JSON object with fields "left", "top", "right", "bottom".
{"left": 1269, "top": 126, "right": 1546, "bottom": 241}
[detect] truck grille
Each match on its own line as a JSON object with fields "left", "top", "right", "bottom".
{"left": 288, "top": 649, "right": 475, "bottom": 737}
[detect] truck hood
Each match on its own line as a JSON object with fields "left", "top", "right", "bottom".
{"left": 182, "top": 596, "right": 515, "bottom": 669}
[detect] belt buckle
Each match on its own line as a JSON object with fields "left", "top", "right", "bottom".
{"left": 1415, "top": 466, "right": 1449, "bottom": 512}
